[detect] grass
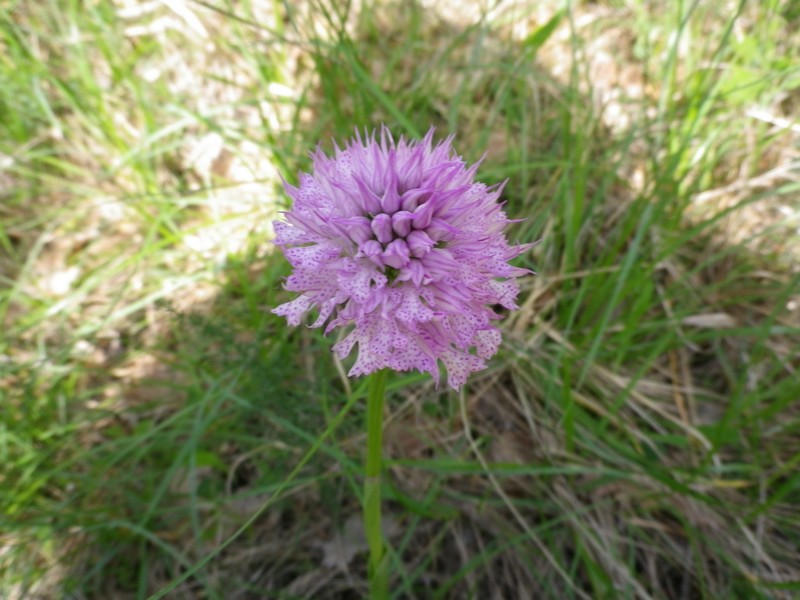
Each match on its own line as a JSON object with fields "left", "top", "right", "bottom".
{"left": 2, "top": 0, "right": 799, "bottom": 597}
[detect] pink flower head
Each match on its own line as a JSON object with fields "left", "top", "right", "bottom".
{"left": 272, "top": 127, "right": 532, "bottom": 389}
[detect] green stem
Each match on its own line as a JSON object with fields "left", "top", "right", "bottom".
{"left": 364, "top": 369, "right": 389, "bottom": 599}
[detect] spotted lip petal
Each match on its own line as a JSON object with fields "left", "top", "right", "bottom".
{"left": 271, "top": 126, "right": 533, "bottom": 389}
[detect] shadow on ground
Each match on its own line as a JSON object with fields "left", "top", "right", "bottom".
{"left": 5, "top": 1, "right": 799, "bottom": 599}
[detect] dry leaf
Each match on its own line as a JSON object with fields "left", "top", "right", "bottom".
{"left": 316, "top": 514, "right": 398, "bottom": 572}
{"left": 317, "top": 515, "right": 367, "bottom": 571}
{"left": 682, "top": 313, "right": 737, "bottom": 329}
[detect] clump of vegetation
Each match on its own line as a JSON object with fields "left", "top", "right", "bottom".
{"left": 2, "top": 1, "right": 798, "bottom": 598}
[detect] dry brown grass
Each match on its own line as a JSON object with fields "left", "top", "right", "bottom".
{"left": 3, "top": 0, "right": 799, "bottom": 598}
